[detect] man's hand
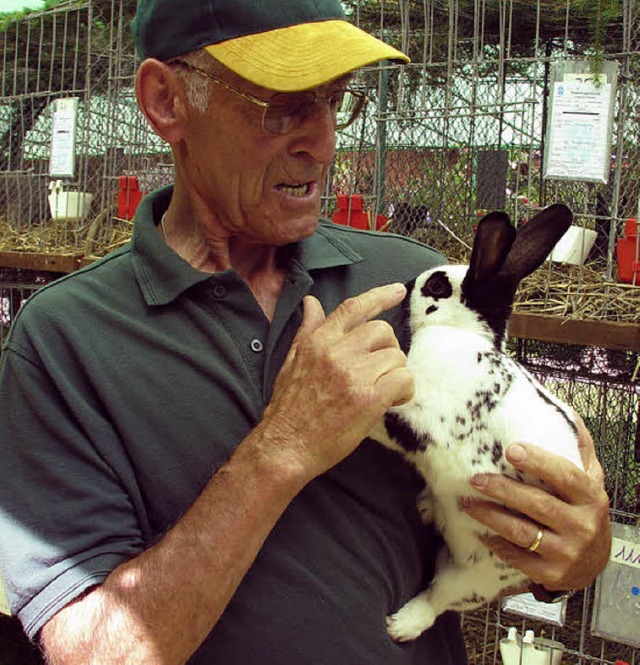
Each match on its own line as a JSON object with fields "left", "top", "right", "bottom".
{"left": 461, "top": 415, "right": 611, "bottom": 593}
{"left": 260, "top": 283, "right": 414, "bottom": 481}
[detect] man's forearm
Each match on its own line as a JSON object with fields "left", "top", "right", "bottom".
{"left": 41, "top": 425, "right": 309, "bottom": 665}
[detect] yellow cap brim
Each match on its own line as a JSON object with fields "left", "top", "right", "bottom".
{"left": 204, "top": 20, "right": 409, "bottom": 92}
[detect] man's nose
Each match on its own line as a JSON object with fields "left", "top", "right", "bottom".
{"left": 290, "top": 102, "right": 337, "bottom": 163}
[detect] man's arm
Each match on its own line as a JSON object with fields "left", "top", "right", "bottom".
{"left": 41, "top": 284, "right": 413, "bottom": 665}
{"left": 461, "top": 414, "right": 611, "bottom": 594}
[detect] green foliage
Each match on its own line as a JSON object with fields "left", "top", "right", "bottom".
{"left": 343, "top": 0, "right": 626, "bottom": 64}
{"left": 571, "top": 0, "right": 623, "bottom": 82}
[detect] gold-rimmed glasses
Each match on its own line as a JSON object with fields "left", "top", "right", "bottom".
{"left": 168, "top": 59, "right": 367, "bottom": 135}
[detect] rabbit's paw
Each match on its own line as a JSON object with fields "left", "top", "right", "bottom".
{"left": 386, "top": 598, "right": 436, "bottom": 642}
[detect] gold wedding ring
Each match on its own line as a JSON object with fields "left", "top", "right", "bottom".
{"left": 526, "top": 527, "right": 544, "bottom": 553}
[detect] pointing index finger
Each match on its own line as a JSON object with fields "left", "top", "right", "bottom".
{"left": 327, "top": 283, "right": 407, "bottom": 333}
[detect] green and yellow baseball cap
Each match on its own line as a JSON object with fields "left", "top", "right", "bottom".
{"left": 132, "top": 0, "right": 410, "bottom": 92}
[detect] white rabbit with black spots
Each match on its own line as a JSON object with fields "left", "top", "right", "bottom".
{"left": 370, "top": 204, "right": 583, "bottom": 642}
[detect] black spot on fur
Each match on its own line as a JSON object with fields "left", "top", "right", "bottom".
{"left": 451, "top": 592, "right": 486, "bottom": 607}
{"left": 492, "top": 440, "right": 503, "bottom": 465}
{"left": 384, "top": 412, "right": 432, "bottom": 453}
{"left": 426, "top": 305, "right": 437, "bottom": 315}
{"left": 466, "top": 551, "right": 481, "bottom": 564}
{"left": 421, "top": 271, "right": 453, "bottom": 300}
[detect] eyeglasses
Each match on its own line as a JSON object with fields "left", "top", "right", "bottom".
{"left": 168, "top": 59, "right": 367, "bottom": 135}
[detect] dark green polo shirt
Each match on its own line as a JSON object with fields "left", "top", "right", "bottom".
{"left": 0, "top": 186, "right": 467, "bottom": 664}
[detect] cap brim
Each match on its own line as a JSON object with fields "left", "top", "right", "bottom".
{"left": 204, "top": 20, "right": 409, "bottom": 92}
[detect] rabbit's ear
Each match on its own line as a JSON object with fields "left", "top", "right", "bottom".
{"left": 466, "top": 211, "right": 516, "bottom": 284}
{"left": 461, "top": 206, "right": 571, "bottom": 342}
{"left": 498, "top": 204, "right": 573, "bottom": 283}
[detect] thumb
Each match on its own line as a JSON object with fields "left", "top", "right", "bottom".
{"left": 294, "top": 296, "right": 326, "bottom": 343}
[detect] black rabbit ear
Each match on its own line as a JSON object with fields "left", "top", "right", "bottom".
{"left": 498, "top": 204, "right": 573, "bottom": 283}
{"left": 466, "top": 211, "right": 516, "bottom": 284}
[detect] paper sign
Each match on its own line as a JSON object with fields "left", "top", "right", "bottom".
{"left": 49, "top": 97, "right": 79, "bottom": 178}
{"left": 502, "top": 591, "right": 567, "bottom": 626}
{"left": 591, "top": 522, "right": 640, "bottom": 648}
{"left": 544, "top": 79, "right": 613, "bottom": 183}
{"left": 610, "top": 536, "right": 640, "bottom": 570}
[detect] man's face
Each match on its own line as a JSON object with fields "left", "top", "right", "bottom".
{"left": 180, "top": 65, "right": 343, "bottom": 247}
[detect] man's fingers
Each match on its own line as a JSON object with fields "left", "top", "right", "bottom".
{"left": 503, "top": 443, "right": 605, "bottom": 505}
{"left": 325, "top": 283, "right": 406, "bottom": 334}
{"left": 377, "top": 366, "right": 415, "bottom": 407}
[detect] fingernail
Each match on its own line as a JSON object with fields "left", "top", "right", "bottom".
{"left": 507, "top": 444, "right": 527, "bottom": 464}
{"left": 471, "top": 473, "right": 489, "bottom": 488}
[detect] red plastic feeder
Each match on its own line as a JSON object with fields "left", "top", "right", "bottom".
{"left": 118, "top": 176, "right": 147, "bottom": 220}
{"left": 332, "top": 194, "right": 389, "bottom": 231}
{"left": 616, "top": 218, "right": 639, "bottom": 284}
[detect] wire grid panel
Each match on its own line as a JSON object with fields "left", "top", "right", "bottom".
{"left": 327, "top": 0, "right": 640, "bottom": 296}
{"left": 0, "top": 268, "right": 57, "bottom": 344}
{"left": 0, "top": 0, "right": 637, "bottom": 287}
{"left": 0, "top": 0, "right": 91, "bottom": 252}
{"left": 0, "top": 0, "right": 164, "bottom": 256}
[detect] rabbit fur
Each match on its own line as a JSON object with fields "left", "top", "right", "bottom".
{"left": 369, "top": 204, "right": 584, "bottom": 642}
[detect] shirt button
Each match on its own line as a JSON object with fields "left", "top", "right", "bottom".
{"left": 250, "top": 339, "right": 264, "bottom": 353}
{"left": 212, "top": 285, "right": 226, "bottom": 298}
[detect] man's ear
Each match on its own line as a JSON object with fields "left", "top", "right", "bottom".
{"left": 135, "top": 59, "right": 186, "bottom": 144}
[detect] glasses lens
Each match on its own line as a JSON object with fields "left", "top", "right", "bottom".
{"left": 264, "top": 92, "right": 315, "bottom": 134}
{"left": 334, "top": 90, "right": 366, "bottom": 129}
{"left": 263, "top": 89, "right": 366, "bottom": 135}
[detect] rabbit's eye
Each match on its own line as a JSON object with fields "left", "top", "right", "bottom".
{"left": 421, "top": 271, "right": 452, "bottom": 300}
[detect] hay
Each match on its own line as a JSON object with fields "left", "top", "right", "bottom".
{"left": 0, "top": 214, "right": 133, "bottom": 261}
{"left": 516, "top": 263, "right": 640, "bottom": 324}
{"left": 412, "top": 223, "right": 640, "bottom": 325}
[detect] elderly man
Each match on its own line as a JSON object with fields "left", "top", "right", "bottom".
{"left": 0, "top": 0, "right": 610, "bottom": 663}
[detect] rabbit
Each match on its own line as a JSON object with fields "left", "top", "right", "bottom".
{"left": 369, "top": 204, "right": 584, "bottom": 642}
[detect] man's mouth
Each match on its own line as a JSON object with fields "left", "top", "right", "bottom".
{"left": 276, "top": 183, "right": 311, "bottom": 197}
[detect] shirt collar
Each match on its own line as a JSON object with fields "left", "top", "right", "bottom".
{"left": 131, "top": 186, "right": 363, "bottom": 306}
